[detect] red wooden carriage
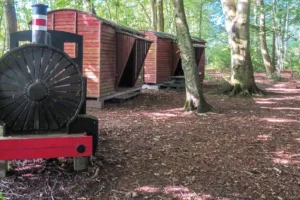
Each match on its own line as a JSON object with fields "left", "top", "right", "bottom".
{"left": 45, "top": 9, "right": 152, "bottom": 102}
{"left": 140, "top": 31, "right": 206, "bottom": 84}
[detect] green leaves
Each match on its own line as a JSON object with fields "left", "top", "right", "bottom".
{"left": 0, "top": 193, "right": 5, "bottom": 200}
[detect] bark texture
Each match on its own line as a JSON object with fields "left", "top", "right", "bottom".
{"left": 172, "top": 0, "right": 212, "bottom": 113}
{"left": 4, "top": 0, "right": 17, "bottom": 50}
{"left": 271, "top": 0, "right": 276, "bottom": 67}
{"left": 199, "top": 1, "right": 203, "bottom": 38}
{"left": 151, "top": 0, "right": 158, "bottom": 31}
{"left": 221, "top": 0, "right": 262, "bottom": 96}
{"left": 83, "top": 0, "right": 96, "bottom": 15}
{"left": 138, "top": 2, "right": 152, "bottom": 28}
{"left": 157, "top": 0, "right": 164, "bottom": 32}
{"left": 257, "top": 0, "right": 275, "bottom": 75}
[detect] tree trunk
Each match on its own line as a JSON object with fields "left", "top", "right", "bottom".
{"left": 199, "top": 1, "right": 203, "bottom": 39}
{"left": 4, "top": 0, "right": 17, "bottom": 50}
{"left": 165, "top": 0, "right": 174, "bottom": 33}
{"left": 151, "top": 0, "right": 158, "bottom": 31}
{"left": 282, "top": 2, "right": 289, "bottom": 69}
{"left": 271, "top": 0, "right": 278, "bottom": 71}
{"left": 83, "top": 0, "right": 96, "bottom": 15}
{"left": 172, "top": 0, "right": 212, "bottom": 113}
{"left": 257, "top": 0, "right": 275, "bottom": 75}
{"left": 157, "top": 0, "right": 164, "bottom": 32}
{"left": 253, "top": 0, "right": 259, "bottom": 54}
{"left": 104, "top": 0, "right": 112, "bottom": 20}
{"left": 298, "top": 32, "right": 300, "bottom": 57}
{"left": 138, "top": 2, "right": 152, "bottom": 29}
{"left": 272, "top": 30, "right": 276, "bottom": 68}
{"left": 221, "top": 0, "right": 261, "bottom": 96}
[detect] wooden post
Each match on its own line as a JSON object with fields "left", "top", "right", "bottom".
{"left": 0, "top": 121, "right": 7, "bottom": 178}
{"left": 73, "top": 157, "right": 88, "bottom": 171}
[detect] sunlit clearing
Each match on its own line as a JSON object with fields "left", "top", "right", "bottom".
{"left": 260, "top": 106, "right": 300, "bottom": 111}
{"left": 269, "top": 151, "right": 300, "bottom": 164}
{"left": 257, "top": 134, "right": 272, "bottom": 141}
{"left": 260, "top": 117, "right": 298, "bottom": 123}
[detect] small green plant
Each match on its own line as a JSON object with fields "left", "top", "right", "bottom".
{"left": 0, "top": 192, "right": 5, "bottom": 200}
{"left": 268, "top": 72, "right": 281, "bottom": 81}
{"left": 204, "top": 74, "right": 214, "bottom": 80}
{"left": 292, "top": 71, "right": 300, "bottom": 78}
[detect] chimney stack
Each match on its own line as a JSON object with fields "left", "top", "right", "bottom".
{"left": 32, "top": 4, "right": 48, "bottom": 44}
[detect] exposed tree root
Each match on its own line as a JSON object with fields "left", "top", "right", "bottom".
{"left": 224, "top": 84, "right": 265, "bottom": 97}
{"left": 197, "top": 101, "right": 214, "bottom": 113}
{"left": 184, "top": 99, "right": 195, "bottom": 112}
{"left": 184, "top": 99, "right": 213, "bottom": 113}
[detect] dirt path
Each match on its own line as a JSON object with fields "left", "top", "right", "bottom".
{"left": 1, "top": 73, "right": 300, "bottom": 200}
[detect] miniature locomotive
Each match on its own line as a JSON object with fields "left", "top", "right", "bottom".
{"left": 0, "top": 4, "right": 98, "bottom": 177}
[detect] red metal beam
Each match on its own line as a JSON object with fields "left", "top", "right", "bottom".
{"left": 0, "top": 135, "right": 92, "bottom": 160}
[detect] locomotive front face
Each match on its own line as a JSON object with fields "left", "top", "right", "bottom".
{"left": 0, "top": 4, "right": 98, "bottom": 177}
{"left": 0, "top": 44, "right": 85, "bottom": 133}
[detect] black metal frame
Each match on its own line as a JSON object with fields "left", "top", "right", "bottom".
{"left": 0, "top": 29, "right": 99, "bottom": 155}
{"left": 10, "top": 30, "right": 83, "bottom": 73}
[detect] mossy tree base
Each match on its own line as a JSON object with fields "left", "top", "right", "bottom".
{"left": 184, "top": 91, "right": 213, "bottom": 113}
{"left": 223, "top": 83, "right": 265, "bottom": 97}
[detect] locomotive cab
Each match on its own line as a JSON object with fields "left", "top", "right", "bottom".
{"left": 0, "top": 4, "right": 99, "bottom": 177}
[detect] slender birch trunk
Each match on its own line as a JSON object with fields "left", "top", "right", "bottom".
{"left": 271, "top": 0, "right": 277, "bottom": 68}
{"left": 157, "top": 0, "right": 164, "bottom": 32}
{"left": 199, "top": 1, "right": 203, "bottom": 39}
{"left": 151, "top": 0, "right": 158, "bottom": 31}
{"left": 257, "top": 0, "right": 275, "bottom": 75}
{"left": 172, "top": 0, "right": 212, "bottom": 113}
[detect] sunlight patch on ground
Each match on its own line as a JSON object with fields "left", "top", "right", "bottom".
{"left": 136, "top": 185, "right": 235, "bottom": 200}
{"left": 140, "top": 108, "right": 190, "bottom": 120}
{"left": 257, "top": 134, "right": 272, "bottom": 141}
{"left": 265, "top": 88, "right": 300, "bottom": 93}
{"left": 14, "top": 165, "right": 42, "bottom": 171}
{"left": 136, "top": 186, "right": 160, "bottom": 193}
{"left": 260, "top": 107, "right": 300, "bottom": 111}
{"left": 254, "top": 100, "right": 277, "bottom": 104}
{"left": 260, "top": 117, "right": 298, "bottom": 123}
{"left": 255, "top": 96, "right": 300, "bottom": 104}
{"left": 269, "top": 151, "right": 300, "bottom": 164}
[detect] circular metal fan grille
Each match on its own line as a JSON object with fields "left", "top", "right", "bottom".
{"left": 0, "top": 44, "right": 84, "bottom": 132}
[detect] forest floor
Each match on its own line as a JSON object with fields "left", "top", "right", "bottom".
{"left": 1, "top": 70, "right": 300, "bottom": 200}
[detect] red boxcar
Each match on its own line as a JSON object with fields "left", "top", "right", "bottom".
{"left": 46, "top": 9, "right": 152, "bottom": 99}
{"left": 140, "top": 31, "right": 206, "bottom": 84}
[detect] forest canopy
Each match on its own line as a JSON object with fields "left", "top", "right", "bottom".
{"left": 0, "top": 0, "right": 299, "bottom": 73}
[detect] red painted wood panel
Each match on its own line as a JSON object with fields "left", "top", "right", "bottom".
{"left": 142, "top": 31, "right": 157, "bottom": 84}
{"left": 100, "top": 24, "right": 116, "bottom": 97}
{"left": 156, "top": 38, "right": 173, "bottom": 83}
{"left": 47, "top": 10, "right": 100, "bottom": 98}
{"left": 0, "top": 135, "right": 92, "bottom": 160}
